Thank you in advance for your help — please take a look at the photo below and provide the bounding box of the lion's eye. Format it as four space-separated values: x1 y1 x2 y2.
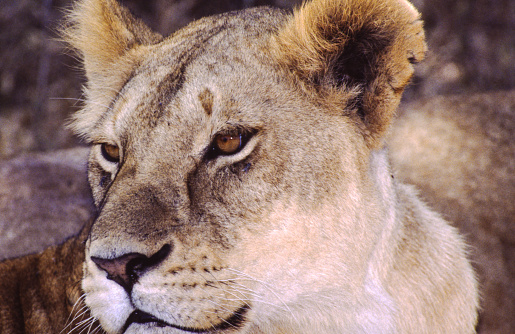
207 129 255 160
100 143 120 163
215 134 242 154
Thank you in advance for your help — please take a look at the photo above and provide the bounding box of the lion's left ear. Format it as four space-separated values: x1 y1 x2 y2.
272 0 426 148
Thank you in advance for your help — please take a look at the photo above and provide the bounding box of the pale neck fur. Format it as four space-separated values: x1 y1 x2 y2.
357 148 400 333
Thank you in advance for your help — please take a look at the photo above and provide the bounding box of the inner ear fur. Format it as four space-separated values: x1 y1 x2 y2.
63 0 162 81
62 0 163 139
273 0 427 148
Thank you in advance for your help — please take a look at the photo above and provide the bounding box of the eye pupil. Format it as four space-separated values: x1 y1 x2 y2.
101 143 120 163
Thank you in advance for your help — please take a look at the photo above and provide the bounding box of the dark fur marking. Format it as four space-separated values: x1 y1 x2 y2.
145 25 227 128
335 26 393 121
332 27 392 87
198 88 214 115
307 20 394 122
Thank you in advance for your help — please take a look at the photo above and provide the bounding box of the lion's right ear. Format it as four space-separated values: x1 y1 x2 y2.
63 0 162 84
62 0 162 138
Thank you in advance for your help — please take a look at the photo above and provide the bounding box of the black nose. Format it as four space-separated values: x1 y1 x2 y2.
91 244 172 292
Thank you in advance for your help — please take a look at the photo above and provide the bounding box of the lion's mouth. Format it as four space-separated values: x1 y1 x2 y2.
122 305 249 333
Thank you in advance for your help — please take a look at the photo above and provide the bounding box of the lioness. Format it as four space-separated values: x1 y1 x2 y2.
0 0 478 333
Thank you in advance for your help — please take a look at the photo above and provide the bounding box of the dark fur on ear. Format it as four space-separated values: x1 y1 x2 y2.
273 0 426 148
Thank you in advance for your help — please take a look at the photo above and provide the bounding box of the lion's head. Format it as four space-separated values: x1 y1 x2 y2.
64 0 431 332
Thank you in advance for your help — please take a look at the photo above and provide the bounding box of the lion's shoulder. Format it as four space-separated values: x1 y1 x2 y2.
0 227 88 333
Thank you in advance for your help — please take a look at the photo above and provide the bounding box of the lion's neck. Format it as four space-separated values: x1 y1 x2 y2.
357 149 401 333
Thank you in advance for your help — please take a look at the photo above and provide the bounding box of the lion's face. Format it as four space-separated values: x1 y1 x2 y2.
68 0 426 332
83 11 373 333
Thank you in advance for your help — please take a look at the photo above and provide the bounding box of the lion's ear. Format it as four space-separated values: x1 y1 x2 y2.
63 0 162 82
62 0 162 138
273 0 426 148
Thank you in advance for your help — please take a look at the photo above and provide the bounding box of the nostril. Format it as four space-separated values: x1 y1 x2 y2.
91 243 172 292
91 253 146 291
128 243 172 276
147 243 172 267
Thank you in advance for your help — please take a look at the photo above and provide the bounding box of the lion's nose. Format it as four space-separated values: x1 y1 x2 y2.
91 243 172 292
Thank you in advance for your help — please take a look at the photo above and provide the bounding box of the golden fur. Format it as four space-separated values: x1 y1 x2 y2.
0 0 478 333
0 221 91 333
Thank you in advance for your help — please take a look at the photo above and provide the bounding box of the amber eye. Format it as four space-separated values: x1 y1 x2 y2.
100 143 120 163
207 129 255 160
215 134 242 155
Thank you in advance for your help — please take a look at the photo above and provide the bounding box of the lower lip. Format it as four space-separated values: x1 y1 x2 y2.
123 304 249 333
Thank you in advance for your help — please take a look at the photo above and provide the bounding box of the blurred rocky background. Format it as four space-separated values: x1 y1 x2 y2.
0 0 513 333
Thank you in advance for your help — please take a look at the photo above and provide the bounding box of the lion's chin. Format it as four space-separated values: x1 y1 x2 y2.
121 306 250 334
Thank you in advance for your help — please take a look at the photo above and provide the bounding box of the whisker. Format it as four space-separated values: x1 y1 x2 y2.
219 284 288 312
90 322 104 334
199 270 291 316
225 268 296 320
61 294 89 334
200 269 234 303
61 295 83 331
49 97 114 111
68 319 90 334
83 316 96 334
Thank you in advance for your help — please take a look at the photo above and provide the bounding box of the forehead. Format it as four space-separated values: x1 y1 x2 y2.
107 8 287 146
